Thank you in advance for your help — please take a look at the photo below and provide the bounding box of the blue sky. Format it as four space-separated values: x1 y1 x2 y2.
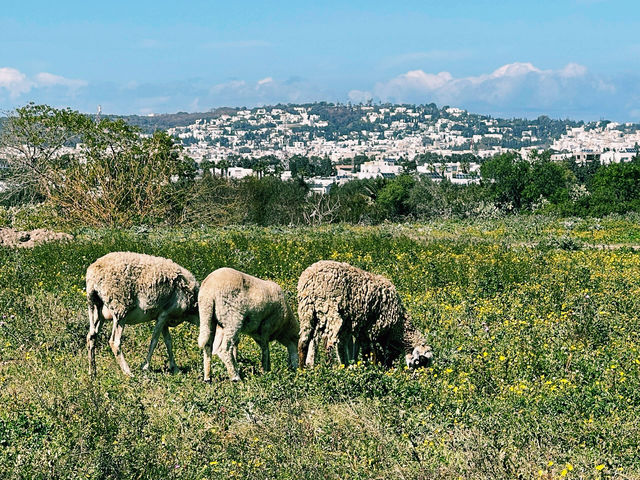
1 0 639 120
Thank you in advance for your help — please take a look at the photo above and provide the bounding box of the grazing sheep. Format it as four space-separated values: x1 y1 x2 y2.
197 267 299 382
86 252 199 376
297 260 433 369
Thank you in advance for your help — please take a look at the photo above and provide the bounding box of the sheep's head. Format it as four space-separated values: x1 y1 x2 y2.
405 344 433 369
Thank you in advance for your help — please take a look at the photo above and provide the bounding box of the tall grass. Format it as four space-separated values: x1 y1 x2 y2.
1 221 639 479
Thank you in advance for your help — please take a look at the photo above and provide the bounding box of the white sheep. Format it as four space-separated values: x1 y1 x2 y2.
197 267 299 381
86 251 199 376
297 260 433 369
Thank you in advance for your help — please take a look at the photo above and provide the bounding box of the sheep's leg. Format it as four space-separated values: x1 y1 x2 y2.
109 319 132 377
218 330 242 381
305 336 317 366
87 304 103 376
284 339 299 370
231 342 238 364
336 336 351 365
352 338 361 363
202 336 214 382
211 324 224 354
256 337 271 372
142 312 169 372
161 325 179 374
325 311 348 365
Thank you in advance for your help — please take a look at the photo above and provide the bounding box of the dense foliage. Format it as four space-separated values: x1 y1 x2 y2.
1 218 639 479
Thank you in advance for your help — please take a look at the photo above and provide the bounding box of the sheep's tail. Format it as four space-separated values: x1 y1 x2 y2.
86 289 103 329
197 296 216 350
86 289 103 376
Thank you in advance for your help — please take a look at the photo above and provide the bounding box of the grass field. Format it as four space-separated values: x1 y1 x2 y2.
1 217 639 479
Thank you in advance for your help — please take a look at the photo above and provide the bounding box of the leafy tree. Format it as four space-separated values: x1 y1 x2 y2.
400 156 417 172
239 176 308 225
0 103 90 203
316 156 335 177
588 159 640 215
289 155 312 178
521 150 574 208
480 152 529 210
376 174 416 219
1 104 196 226
566 157 601 184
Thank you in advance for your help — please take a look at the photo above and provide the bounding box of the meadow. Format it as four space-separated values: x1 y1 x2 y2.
1 216 639 479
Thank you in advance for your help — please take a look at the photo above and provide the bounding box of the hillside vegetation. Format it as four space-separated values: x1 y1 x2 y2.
1 218 639 479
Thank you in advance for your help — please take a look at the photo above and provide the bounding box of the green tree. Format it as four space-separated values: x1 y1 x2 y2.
1 104 196 226
316 156 335 177
0 103 90 203
376 175 416 219
400 156 417 172
289 155 313 178
521 150 574 209
481 152 530 210
589 159 640 215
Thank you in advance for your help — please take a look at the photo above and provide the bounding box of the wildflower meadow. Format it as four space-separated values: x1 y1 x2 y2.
0 217 639 479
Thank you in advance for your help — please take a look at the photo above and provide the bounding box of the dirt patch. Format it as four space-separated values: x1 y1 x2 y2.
0 228 73 248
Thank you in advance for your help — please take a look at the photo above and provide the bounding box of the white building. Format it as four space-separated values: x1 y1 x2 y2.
600 150 637 164
307 177 336 194
357 160 402 179
224 167 254 179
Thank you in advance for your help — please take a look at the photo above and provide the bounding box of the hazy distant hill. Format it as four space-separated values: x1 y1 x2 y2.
110 107 240 133
114 102 587 146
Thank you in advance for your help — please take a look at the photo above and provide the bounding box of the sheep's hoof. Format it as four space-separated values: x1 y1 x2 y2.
203 377 212 384
169 366 180 375
141 362 150 371
231 375 241 382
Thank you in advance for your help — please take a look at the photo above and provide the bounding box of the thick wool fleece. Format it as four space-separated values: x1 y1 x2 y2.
297 260 426 367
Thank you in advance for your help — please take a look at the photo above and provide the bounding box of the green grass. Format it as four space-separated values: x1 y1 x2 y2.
1 218 639 479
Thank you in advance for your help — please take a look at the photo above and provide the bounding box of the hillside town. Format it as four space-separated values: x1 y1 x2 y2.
164 103 640 192
2 103 639 195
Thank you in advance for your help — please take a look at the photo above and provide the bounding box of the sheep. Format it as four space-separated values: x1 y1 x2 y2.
197 267 299 382
85 251 199 376
297 260 433 369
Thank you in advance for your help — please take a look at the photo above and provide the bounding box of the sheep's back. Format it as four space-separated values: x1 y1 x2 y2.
297 261 386 323
86 252 198 316
198 267 285 314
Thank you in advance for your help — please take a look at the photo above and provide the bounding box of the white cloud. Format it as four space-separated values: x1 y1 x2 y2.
210 80 247 95
257 77 273 86
34 72 88 90
0 67 32 97
366 62 619 116
559 62 587 78
488 62 541 79
0 67 87 98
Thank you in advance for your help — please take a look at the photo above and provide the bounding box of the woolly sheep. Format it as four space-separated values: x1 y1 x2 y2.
86 252 199 376
197 267 299 382
297 260 433 369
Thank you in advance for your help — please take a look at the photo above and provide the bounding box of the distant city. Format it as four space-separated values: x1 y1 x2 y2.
130 103 636 193
14 102 640 195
